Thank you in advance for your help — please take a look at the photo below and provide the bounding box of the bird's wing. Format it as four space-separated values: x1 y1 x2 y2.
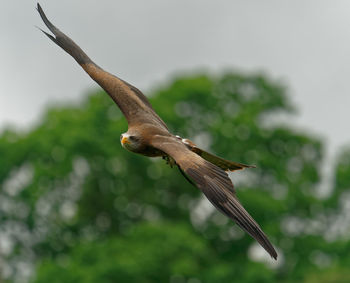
37 4 168 129
151 136 277 259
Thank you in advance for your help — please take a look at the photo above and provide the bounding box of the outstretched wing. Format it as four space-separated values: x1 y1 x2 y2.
37 3 168 129
151 136 277 259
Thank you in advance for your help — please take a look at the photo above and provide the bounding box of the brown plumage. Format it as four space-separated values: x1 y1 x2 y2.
37 3 277 259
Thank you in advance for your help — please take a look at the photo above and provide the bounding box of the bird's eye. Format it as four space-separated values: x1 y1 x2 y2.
129 136 136 141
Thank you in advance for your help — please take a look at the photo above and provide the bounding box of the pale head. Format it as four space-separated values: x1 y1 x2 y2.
120 132 142 152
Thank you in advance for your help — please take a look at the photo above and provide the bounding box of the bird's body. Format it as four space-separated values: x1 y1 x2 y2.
121 125 169 157
37 3 277 260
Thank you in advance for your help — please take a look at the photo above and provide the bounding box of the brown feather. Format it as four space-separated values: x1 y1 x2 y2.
37 3 168 130
151 136 277 259
192 147 255 171
38 3 276 259
182 138 255 171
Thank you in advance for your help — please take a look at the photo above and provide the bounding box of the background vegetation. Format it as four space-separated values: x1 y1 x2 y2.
0 72 349 282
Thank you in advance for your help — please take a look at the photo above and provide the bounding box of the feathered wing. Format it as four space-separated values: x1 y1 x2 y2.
151 136 277 259
37 3 168 129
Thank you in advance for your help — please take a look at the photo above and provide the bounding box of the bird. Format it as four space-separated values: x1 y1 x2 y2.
37 3 277 260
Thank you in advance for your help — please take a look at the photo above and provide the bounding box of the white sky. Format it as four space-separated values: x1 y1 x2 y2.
1 1 349 158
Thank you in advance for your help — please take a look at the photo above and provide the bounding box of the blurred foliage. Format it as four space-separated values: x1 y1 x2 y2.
0 72 350 282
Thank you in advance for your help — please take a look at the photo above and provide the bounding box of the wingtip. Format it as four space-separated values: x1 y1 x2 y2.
262 236 278 260
36 2 59 35
36 3 92 65
35 25 57 44
36 3 43 15
265 241 278 260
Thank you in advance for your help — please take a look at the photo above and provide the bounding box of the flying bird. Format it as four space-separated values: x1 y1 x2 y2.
37 3 277 259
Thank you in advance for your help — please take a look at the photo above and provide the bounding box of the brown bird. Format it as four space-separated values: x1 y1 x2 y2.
37 3 277 259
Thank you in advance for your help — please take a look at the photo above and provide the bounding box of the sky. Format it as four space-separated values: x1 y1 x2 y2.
1 1 350 161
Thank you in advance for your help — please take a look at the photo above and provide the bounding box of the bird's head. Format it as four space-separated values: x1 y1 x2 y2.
120 132 142 152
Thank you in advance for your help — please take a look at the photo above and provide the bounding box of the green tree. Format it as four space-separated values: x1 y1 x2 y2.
0 72 349 282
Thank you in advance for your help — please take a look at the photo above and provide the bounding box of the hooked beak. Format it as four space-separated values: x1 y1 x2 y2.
121 136 130 145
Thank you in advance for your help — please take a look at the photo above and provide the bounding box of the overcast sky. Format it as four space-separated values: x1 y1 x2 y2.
1 1 349 159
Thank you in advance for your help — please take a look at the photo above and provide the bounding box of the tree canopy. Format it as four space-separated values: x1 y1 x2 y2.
0 72 349 282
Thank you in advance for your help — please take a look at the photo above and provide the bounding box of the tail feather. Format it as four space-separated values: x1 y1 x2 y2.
191 146 256 172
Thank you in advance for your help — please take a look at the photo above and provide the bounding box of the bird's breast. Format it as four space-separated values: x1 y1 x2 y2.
138 145 165 157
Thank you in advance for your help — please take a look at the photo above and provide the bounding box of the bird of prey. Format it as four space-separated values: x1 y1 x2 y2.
37 3 277 259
